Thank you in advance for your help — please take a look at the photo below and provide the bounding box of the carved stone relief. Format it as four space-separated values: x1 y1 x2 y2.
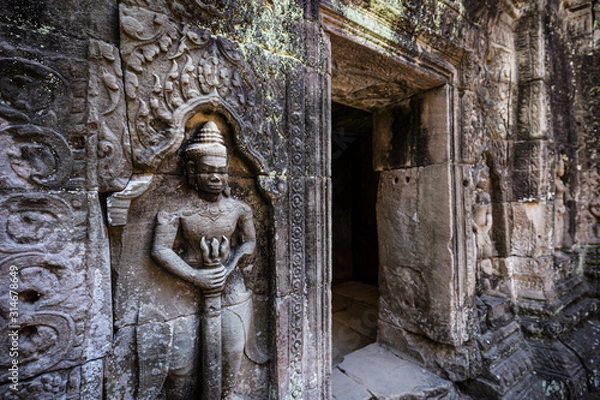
106 119 272 399
0 21 112 398
88 39 132 192
114 4 287 194
0 359 104 400
104 3 325 398
0 192 111 390
147 121 259 399
107 5 288 226
0 25 92 191
553 155 571 252
473 164 495 262
5 0 600 398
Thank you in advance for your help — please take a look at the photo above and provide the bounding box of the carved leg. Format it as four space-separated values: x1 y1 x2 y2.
221 305 247 399
137 322 172 400
166 316 199 400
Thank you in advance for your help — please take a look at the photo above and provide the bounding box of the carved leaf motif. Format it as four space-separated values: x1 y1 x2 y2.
125 71 139 100
165 60 183 109
102 72 120 91
121 15 146 40
120 6 176 73
181 55 199 100
119 6 280 175
101 71 121 116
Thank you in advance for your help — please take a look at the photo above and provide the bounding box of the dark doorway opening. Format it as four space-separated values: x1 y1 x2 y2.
332 102 379 286
331 102 380 366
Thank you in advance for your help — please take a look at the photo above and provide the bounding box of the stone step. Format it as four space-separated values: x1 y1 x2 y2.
332 343 463 400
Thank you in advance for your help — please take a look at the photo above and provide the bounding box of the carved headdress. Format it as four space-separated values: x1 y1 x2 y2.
184 121 228 160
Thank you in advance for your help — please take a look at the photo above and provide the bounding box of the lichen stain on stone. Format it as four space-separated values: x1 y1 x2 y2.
542 379 568 399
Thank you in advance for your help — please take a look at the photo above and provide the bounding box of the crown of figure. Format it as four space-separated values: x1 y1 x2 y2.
184 121 227 158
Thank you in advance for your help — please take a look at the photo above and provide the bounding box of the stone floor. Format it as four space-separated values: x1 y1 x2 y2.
332 281 379 366
332 343 463 400
332 282 462 399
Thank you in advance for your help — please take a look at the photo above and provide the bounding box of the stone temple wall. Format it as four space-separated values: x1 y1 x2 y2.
0 0 598 399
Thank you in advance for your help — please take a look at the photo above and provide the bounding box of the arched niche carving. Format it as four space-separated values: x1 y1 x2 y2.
107 96 285 226
106 109 273 399
110 9 287 226
170 96 268 176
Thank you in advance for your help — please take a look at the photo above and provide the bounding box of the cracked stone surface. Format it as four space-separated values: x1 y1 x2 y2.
332 343 463 400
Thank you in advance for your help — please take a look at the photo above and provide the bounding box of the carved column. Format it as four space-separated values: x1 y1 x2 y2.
510 3 600 398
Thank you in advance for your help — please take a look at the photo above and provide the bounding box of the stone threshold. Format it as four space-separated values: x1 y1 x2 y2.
332 343 464 400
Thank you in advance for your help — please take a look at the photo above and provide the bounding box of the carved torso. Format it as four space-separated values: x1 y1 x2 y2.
176 197 251 268
155 195 253 307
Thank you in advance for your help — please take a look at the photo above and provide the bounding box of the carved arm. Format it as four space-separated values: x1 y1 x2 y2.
224 209 256 276
151 211 226 291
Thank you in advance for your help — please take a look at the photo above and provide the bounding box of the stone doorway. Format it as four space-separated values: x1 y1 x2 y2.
325 8 468 386
331 102 379 366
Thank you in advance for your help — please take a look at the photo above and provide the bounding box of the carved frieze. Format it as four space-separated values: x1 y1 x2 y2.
517 80 549 140
0 193 78 253
0 59 75 189
0 193 111 384
88 40 132 192
561 1 594 53
460 90 483 164
119 5 284 176
486 46 514 141
0 27 90 190
0 58 71 129
285 63 307 399
511 139 551 201
0 359 104 400
516 14 546 83
0 124 73 190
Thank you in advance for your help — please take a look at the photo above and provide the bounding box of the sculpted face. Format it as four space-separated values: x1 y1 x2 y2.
189 155 228 195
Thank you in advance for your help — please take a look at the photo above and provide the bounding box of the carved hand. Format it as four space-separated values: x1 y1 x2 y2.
192 265 227 293
195 236 232 292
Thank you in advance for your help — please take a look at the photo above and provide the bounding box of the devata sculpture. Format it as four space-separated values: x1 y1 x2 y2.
151 121 256 399
473 164 493 261
554 155 568 252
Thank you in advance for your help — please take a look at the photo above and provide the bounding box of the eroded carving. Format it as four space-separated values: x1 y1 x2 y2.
473 163 494 262
554 155 570 252
149 122 258 399
89 39 132 192
0 58 70 129
0 253 84 381
167 0 253 33
0 125 73 189
0 194 74 253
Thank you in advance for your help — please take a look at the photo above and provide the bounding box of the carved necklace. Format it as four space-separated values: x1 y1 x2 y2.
195 200 236 222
